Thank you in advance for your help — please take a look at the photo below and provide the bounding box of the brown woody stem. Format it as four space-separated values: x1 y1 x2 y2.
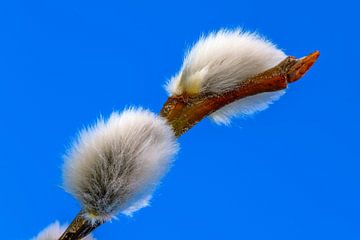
160 51 319 136
58 210 103 240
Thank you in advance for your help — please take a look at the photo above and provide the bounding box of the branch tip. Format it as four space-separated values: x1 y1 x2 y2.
287 50 320 83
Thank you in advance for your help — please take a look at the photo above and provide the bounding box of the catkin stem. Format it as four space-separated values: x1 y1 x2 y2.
58 210 102 240
161 51 319 136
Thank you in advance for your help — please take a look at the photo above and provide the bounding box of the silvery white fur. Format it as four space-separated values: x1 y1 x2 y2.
32 221 95 240
166 29 287 124
63 108 179 222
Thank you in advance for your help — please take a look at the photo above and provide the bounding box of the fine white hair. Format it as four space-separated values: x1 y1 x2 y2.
31 221 95 240
63 108 179 222
166 29 287 124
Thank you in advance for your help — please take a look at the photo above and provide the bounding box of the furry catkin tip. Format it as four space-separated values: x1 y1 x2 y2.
63 108 179 222
31 221 95 240
166 29 288 124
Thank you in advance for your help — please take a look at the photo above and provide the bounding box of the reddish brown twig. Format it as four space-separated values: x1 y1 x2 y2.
160 51 320 136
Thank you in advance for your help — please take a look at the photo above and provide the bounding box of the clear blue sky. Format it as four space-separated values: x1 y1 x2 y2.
1 0 359 239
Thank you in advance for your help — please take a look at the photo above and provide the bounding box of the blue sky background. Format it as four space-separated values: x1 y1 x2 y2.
1 0 359 239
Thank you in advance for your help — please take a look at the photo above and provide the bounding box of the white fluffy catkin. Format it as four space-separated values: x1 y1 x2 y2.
166 29 287 124
31 221 95 240
63 108 179 222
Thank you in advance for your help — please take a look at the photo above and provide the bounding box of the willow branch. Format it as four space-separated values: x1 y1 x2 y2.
57 51 319 240
58 210 102 240
160 51 320 136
